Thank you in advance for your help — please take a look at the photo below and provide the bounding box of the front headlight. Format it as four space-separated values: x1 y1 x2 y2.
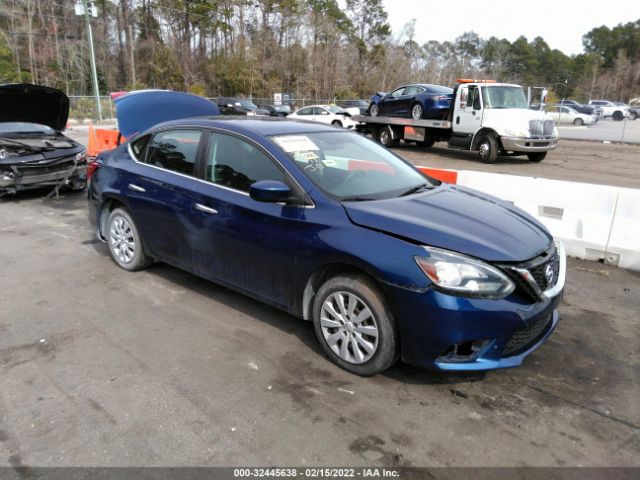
415 246 515 298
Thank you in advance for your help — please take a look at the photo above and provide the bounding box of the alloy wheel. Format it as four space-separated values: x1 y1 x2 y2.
320 291 379 364
109 215 136 264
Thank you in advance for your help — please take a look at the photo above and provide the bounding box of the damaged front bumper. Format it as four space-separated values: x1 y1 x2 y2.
0 155 87 193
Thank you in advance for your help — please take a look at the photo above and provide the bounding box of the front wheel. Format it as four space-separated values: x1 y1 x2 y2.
573 118 584 126
107 208 153 271
527 152 547 162
477 134 498 163
630 112 638 121
369 104 379 117
312 274 398 376
331 120 343 127
411 103 423 120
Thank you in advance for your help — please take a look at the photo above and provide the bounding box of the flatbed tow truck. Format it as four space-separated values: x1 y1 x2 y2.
354 80 558 163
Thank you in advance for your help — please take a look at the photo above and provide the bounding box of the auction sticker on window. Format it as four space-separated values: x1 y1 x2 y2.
273 135 319 152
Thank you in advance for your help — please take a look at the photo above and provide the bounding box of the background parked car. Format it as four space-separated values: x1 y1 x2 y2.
546 105 597 125
337 99 370 115
0 83 87 195
259 104 291 117
288 105 360 129
588 100 629 121
557 99 599 116
214 97 269 116
628 99 639 120
368 84 453 120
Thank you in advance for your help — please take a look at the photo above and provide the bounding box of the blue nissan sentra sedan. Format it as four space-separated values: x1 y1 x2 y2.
88 92 565 376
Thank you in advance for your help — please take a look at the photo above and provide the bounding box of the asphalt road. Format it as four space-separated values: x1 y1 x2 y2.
0 190 639 467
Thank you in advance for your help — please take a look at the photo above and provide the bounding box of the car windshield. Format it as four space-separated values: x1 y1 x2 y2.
271 131 437 201
0 122 55 134
238 99 258 109
481 86 528 109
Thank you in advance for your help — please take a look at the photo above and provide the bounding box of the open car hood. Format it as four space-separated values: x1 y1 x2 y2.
114 90 220 138
0 83 69 131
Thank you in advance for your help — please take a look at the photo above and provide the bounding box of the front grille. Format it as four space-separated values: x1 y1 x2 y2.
14 156 78 177
529 119 555 137
503 314 553 356
499 245 559 302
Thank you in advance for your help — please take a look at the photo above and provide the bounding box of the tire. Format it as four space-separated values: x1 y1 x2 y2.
573 118 584 126
377 126 399 148
527 152 547 162
613 111 623 121
331 120 343 127
369 104 379 117
630 112 637 121
312 274 398 376
411 103 423 120
67 174 87 191
419 138 435 148
477 134 498 163
106 207 153 271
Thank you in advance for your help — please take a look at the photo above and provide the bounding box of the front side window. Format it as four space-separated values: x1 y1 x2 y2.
272 131 437 201
144 129 202 175
390 87 405 98
206 132 286 193
297 107 313 116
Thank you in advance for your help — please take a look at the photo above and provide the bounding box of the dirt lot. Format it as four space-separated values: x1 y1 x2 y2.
0 189 639 468
396 139 640 189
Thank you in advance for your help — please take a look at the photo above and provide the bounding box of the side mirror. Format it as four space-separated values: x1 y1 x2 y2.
249 180 291 203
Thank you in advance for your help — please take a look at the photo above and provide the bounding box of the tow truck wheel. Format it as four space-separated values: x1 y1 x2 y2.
419 138 435 148
477 134 498 163
377 126 399 148
527 152 547 162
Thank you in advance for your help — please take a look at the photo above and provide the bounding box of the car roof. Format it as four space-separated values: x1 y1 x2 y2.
147 117 338 136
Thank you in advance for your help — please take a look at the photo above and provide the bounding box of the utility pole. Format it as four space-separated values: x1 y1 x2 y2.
80 0 102 121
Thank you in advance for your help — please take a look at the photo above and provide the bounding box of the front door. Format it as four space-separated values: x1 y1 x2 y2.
188 131 305 309
455 85 484 135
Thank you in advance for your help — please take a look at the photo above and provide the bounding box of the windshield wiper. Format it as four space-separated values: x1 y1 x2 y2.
399 183 433 197
340 196 376 202
0 137 52 153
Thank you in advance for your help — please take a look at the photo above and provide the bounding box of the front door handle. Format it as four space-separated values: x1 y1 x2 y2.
128 183 146 192
195 203 218 215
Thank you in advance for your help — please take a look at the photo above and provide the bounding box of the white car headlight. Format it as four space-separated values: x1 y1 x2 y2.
415 246 515 298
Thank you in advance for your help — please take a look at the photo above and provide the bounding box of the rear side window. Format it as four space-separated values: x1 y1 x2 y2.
206 132 286 193
144 129 202 176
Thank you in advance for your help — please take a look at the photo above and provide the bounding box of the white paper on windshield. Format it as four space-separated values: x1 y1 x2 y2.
273 135 319 152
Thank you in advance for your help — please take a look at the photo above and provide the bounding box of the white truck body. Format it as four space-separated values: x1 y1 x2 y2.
355 82 558 162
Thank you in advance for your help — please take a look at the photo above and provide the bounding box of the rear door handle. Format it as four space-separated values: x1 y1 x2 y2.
128 183 146 192
195 203 218 215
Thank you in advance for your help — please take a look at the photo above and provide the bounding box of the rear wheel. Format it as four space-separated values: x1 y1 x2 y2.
613 111 623 121
331 120 343 127
377 126 400 148
527 152 547 162
630 112 638 121
411 103 423 120
573 118 584 126
312 274 398 376
369 104 379 117
106 208 153 271
477 134 498 163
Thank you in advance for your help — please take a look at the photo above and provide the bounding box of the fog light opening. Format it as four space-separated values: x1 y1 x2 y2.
437 339 490 363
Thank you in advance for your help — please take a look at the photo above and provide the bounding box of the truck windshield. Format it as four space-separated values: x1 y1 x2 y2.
482 86 528 109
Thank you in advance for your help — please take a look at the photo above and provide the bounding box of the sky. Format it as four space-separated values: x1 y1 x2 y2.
382 0 640 56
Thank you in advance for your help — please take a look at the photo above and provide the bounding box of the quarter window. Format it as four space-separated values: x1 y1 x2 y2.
144 129 202 175
206 133 286 193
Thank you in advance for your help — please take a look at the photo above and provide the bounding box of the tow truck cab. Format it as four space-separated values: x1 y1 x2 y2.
448 80 558 162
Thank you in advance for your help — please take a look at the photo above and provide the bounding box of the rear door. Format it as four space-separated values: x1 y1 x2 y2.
122 128 204 268
188 130 306 308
